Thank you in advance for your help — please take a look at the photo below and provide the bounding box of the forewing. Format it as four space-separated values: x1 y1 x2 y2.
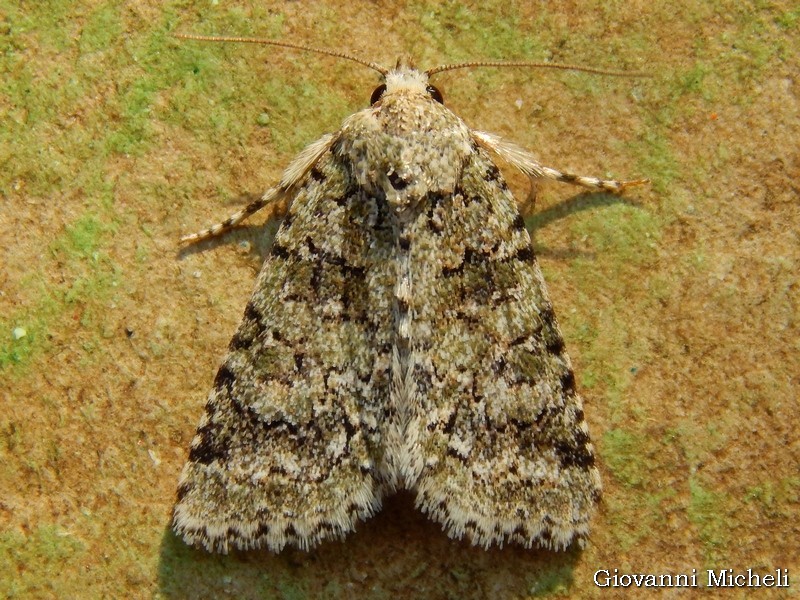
173 149 395 552
407 143 601 550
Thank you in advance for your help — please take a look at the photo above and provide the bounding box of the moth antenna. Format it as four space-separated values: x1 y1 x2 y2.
426 60 649 78
173 33 389 75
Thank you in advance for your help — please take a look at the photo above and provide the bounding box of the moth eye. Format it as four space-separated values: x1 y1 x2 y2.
427 85 443 104
370 84 387 105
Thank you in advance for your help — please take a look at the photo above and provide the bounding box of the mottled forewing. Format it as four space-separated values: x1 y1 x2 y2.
173 148 395 552
408 144 601 550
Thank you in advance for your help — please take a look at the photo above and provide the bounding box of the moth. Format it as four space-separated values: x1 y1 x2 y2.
172 34 647 553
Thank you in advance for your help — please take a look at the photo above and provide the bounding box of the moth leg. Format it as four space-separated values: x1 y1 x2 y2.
472 130 649 193
180 187 286 243
180 133 336 244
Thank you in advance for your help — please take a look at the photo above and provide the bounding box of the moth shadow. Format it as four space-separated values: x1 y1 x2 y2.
527 191 645 260
156 492 583 599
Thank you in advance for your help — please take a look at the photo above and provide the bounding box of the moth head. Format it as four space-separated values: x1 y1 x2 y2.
371 58 444 106
369 82 443 106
